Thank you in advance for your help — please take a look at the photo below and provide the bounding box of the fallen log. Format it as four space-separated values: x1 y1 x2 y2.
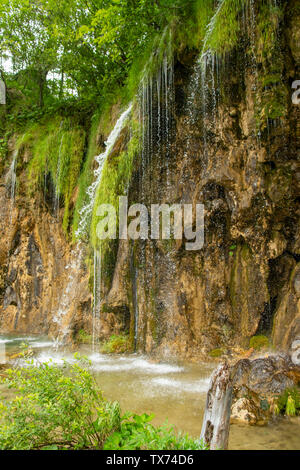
200 362 233 450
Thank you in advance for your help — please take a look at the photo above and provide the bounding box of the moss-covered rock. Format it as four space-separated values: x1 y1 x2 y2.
249 335 270 351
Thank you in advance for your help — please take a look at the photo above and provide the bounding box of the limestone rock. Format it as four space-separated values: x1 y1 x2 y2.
231 398 262 426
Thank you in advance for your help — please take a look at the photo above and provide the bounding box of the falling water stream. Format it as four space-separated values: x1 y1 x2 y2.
52 243 84 345
75 104 133 348
76 104 133 239
92 247 101 351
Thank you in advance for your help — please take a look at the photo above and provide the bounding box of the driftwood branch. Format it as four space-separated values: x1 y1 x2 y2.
200 362 233 450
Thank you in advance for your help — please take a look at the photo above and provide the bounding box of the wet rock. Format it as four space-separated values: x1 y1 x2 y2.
0 3 299 359
272 263 300 349
232 355 296 396
231 397 266 426
3 286 18 308
294 270 300 296
229 355 300 425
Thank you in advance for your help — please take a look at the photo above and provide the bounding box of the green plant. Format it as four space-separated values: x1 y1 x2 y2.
76 329 92 344
103 412 207 451
201 0 248 56
72 110 102 240
100 334 130 354
17 116 86 235
276 387 300 417
229 244 236 257
0 356 120 450
90 116 140 248
249 335 269 351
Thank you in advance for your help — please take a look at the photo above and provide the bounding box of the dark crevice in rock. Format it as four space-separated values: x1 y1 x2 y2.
257 252 297 335
257 297 278 335
9 229 20 256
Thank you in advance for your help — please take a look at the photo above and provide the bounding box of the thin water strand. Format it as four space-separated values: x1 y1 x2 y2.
76 104 133 238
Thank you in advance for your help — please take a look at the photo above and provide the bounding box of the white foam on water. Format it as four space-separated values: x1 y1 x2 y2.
29 341 56 348
91 357 184 374
88 353 114 363
0 339 14 344
151 377 211 394
0 336 37 344
16 351 75 367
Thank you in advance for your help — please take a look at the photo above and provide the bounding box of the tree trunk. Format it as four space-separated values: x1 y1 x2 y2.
0 68 7 105
59 71 64 100
200 362 233 450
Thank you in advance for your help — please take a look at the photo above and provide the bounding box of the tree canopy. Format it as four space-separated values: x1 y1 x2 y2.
0 0 205 110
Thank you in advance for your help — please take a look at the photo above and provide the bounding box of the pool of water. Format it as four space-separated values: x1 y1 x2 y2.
0 334 299 450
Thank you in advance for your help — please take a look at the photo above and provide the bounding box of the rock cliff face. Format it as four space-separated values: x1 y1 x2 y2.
0 1 299 359
100 1 300 358
0 177 91 342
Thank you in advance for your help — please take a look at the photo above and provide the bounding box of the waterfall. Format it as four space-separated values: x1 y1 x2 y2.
77 104 132 348
6 149 18 223
53 243 84 345
138 50 174 198
76 103 133 239
92 247 101 351
136 46 175 349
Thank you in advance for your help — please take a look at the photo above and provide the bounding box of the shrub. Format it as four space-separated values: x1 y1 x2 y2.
75 329 92 344
0 356 120 450
276 387 300 417
100 334 130 354
104 412 207 450
249 335 269 351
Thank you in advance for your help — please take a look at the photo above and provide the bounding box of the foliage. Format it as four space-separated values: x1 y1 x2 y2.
249 335 270 351
90 115 140 247
100 334 130 354
104 412 207 450
200 0 247 56
86 113 140 288
0 357 121 450
1 0 211 107
75 329 92 345
255 2 287 129
276 387 300 417
19 116 85 234
0 358 207 450
72 110 102 241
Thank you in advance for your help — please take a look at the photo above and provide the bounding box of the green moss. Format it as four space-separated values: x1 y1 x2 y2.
255 2 286 130
249 335 269 351
87 114 140 288
72 112 102 240
19 116 85 236
100 334 130 354
90 117 140 249
208 348 224 358
201 0 248 56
